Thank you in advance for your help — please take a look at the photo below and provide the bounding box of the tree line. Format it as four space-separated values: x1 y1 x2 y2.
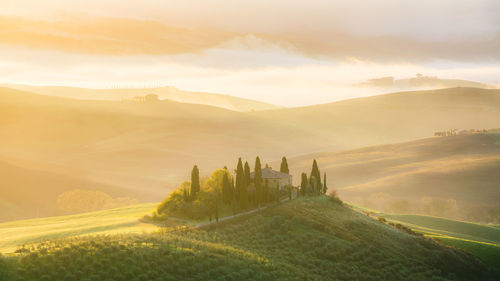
155 156 327 221
298 159 328 196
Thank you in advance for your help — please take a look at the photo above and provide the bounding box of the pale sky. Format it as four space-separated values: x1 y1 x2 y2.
0 0 499 106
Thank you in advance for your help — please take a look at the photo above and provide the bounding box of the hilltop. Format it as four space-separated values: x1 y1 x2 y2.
1 197 498 281
285 132 500 222
255 87 500 150
1 87 500 221
0 84 280 112
356 75 495 90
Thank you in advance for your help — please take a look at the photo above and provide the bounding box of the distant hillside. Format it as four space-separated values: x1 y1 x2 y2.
0 88 312 221
356 74 495 90
0 84 281 112
1 197 498 281
0 158 137 221
255 87 500 150
285 133 500 222
1 87 500 221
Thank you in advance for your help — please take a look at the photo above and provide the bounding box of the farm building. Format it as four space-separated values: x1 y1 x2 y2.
250 167 292 188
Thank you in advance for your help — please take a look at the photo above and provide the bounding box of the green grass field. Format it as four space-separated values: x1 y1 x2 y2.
0 203 159 254
1 196 498 281
382 214 500 270
347 204 500 270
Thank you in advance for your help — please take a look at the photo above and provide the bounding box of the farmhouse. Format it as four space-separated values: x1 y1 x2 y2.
250 167 292 188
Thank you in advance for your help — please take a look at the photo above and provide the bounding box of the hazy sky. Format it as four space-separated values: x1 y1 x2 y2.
0 0 499 106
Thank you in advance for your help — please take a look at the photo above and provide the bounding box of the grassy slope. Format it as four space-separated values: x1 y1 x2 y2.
385 214 500 270
0 84 281 112
1 197 498 281
284 133 500 212
0 203 158 254
383 214 500 244
350 204 500 270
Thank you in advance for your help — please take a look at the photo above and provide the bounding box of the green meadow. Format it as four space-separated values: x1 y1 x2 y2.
0 203 159 254
1 196 498 281
382 214 500 270
348 204 500 270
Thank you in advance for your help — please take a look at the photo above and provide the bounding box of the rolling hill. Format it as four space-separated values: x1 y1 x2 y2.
0 157 138 222
1 87 500 222
285 132 500 222
1 197 498 281
349 204 500 270
255 87 500 150
0 84 280 112
356 75 496 90
0 87 318 221
0 203 158 254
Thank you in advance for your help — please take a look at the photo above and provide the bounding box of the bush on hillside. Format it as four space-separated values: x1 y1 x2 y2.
157 169 229 220
328 189 343 205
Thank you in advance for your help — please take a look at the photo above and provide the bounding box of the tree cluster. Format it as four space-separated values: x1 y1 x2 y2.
299 159 328 196
157 156 293 221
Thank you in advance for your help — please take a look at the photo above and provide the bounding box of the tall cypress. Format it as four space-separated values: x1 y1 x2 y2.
310 160 321 194
235 158 245 210
254 157 262 207
244 162 251 186
244 161 251 207
300 173 308 196
323 173 328 194
190 165 200 200
280 157 289 174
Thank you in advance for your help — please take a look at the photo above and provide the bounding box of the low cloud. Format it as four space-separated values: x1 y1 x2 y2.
1 14 499 63
0 15 236 55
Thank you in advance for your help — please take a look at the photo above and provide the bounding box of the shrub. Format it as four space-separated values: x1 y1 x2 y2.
328 190 343 205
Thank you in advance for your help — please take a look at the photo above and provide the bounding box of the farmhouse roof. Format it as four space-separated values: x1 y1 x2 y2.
250 167 291 179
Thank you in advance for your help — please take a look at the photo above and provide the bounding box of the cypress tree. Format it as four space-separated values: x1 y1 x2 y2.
190 165 200 200
244 161 251 207
300 173 308 196
280 157 289 174
235 158 246 210
309 176 317 195
323 173 328 194
310 160 321 195
254 157 262 206
244 162 251 186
